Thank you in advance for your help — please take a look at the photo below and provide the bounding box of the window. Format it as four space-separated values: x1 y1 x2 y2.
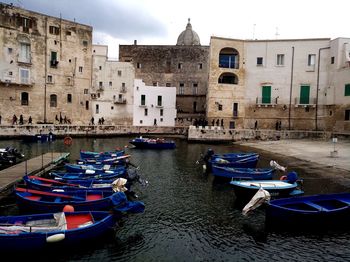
99 66 102 70
96 104 99 114
50 94 57 107
257 57 263 66
20 68 29 84
85 101 89 110
137 63 141 69
111 106 114 110
308 54 316 66
19 43 31 63
218 104 223 111
218 73 238 84
82 40 88 47
47 75 53 83
118 94 122 100
153 82 157 86
179 83 184 94
50 51 58 67
22 17 31 32
141 94 146 105
262 86 271 104
66 31 71 36
219 48 239 69
157 96 162 106
79 66 83 73
84 89 89 94
67 94 72 103
300 85 310 104
233 103 238 117
109 81 112 87
178 63 182 69
277 54 285 66
97 93 100 98
9 71 12 76
49 26 60 35
160 109 163 116
140 120 143 124
166 83 171 87
122 83 126 88
144 108 148 116
198 63 203 69
331 57 335 64
118 70 122 76
21 92 29 106
99 82 103 88
160 118 163 122
8 47 13 54
193 83 198 95
345 84 350 96
345 110 350 121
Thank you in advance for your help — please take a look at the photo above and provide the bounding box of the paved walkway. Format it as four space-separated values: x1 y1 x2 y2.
239 139 350 172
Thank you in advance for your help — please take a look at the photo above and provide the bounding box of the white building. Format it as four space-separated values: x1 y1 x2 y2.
133 79 176 126
91 45 134 125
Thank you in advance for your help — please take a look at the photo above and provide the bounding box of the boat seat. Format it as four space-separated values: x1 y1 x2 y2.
25 195 41 201
65 213 93 230
86 194 102 201
304 201 329 211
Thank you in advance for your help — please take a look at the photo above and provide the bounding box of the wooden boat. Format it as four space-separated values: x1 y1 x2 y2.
0 211 117 252
230 180 303 201
15 187 145 213
80 150 124 159
64 163 126 174
266 192 350 230
211 165 274 180
129 137 176 149
50 171 125 181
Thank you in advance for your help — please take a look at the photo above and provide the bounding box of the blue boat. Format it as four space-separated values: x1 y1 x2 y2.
266 192 350 230
15 187 145 213
64 163 126 174
209 155 259 169
21 132 55 142
211 165 274 180
80 150 124 159
50 171 125 181
212 152 259 161
0 211 117 252
230 172 303 200
129 137 176 149
76 154 130 165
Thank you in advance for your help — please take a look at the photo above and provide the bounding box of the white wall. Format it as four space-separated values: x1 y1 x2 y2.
133 79 176 126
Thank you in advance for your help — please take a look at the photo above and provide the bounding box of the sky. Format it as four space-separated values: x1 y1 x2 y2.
3 0 349 58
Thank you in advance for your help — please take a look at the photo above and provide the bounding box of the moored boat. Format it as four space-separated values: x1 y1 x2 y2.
212 165 274 180
129 137 176 149
0 211 117 252
80 150 124 159
64 163 126 174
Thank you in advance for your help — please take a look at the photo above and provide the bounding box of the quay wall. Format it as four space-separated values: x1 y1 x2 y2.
0 124 349 141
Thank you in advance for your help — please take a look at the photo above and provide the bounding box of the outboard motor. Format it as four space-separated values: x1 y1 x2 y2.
286 171 298 184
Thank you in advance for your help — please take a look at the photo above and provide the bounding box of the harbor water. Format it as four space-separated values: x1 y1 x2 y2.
1 137 350 261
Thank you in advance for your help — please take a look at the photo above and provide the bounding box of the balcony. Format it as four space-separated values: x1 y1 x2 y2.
17 54 32 65
0 78 33 87
114 98 126 104
91 93 97 99
120 86 127 93
50 60 59 68
97 85 104 91
256 97 278 107
294 97 316 107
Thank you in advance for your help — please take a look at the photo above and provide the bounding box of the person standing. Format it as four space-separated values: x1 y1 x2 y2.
91 117 94 125
12 114 17 125
0 114 2 125
19 114 24 125
28 116 32 124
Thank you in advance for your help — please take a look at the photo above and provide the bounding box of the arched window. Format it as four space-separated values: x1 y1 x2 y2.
218 73 238 84
50 94 57 107
21 92 29 106
219 48 239 69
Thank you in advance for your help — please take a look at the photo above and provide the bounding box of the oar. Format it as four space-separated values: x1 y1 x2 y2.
16 187 85 201
28 176 80 187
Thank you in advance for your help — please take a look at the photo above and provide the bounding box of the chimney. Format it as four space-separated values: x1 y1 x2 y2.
134 40 137 45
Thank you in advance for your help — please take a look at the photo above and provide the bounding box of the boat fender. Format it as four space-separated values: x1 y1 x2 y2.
85 169 95 175
46 233 65 243
63 205 75 212
280 175 287 181
64 136 73 146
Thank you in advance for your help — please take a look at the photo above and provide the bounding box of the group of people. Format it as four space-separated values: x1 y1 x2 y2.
12 114 32 125
90 117 105 125
55 113 71 124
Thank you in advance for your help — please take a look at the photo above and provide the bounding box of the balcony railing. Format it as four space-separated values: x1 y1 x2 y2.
120 87 127 93
91 93 97 99
50 60 59 68
17 54 32 64
256 97 278 106
294 97 316 107
97 85 104 91
114 98 127 104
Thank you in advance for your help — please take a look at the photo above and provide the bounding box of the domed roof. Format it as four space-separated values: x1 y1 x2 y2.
176 18 201 46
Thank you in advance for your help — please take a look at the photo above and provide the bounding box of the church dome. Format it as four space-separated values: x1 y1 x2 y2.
176 19 201 46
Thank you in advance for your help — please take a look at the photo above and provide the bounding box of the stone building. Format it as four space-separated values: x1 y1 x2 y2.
0 3 92 125
91 45 134 125
133 79 176 126
207 36 350 132
119 19 209 126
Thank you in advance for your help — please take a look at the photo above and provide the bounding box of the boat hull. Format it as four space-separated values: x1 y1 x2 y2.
129 138 176 149
212 165 273 180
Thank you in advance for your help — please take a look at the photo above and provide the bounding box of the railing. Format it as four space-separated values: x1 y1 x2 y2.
294 97 316 106
114 98 126 104
97 85 104 91
50 60 59 68
17 54 31 64
120 87 127 93
256 97 278 105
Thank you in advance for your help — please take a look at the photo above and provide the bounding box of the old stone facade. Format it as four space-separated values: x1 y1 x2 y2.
119 20 209 126
207 36 350 132
0 3 92 125
91 45 134 125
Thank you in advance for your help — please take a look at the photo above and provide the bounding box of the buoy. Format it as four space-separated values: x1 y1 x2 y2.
63 136 73 146
63 205 74 212
46 233 65 243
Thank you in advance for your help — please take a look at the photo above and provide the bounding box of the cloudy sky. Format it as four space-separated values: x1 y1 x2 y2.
3 0 349 58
